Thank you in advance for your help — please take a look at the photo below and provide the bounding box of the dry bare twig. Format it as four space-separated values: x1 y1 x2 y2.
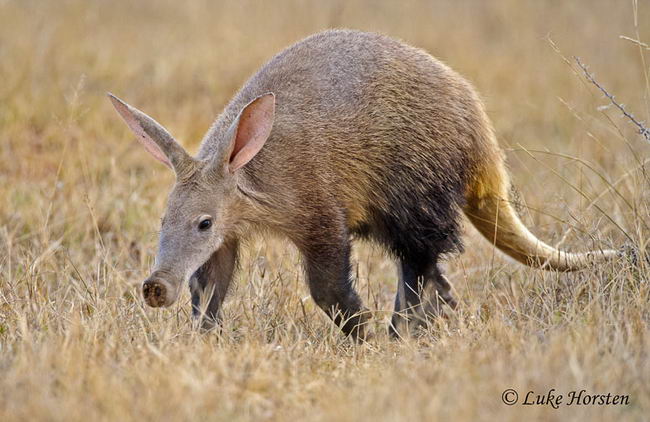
575 56 650 142
620 35 650 50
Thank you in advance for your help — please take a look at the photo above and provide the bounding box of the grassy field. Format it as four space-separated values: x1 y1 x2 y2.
1 0 650 420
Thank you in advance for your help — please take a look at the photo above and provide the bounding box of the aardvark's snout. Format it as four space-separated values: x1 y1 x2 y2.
142 272 180 308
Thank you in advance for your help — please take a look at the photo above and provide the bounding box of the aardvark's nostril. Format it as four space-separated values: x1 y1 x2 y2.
142 279 168 308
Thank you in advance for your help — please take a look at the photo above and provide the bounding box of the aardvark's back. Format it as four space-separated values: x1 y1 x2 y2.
199 29 498 261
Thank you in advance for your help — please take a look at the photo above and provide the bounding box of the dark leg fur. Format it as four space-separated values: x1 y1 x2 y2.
190 238 239 331
296 210 369 340
389 256 456 337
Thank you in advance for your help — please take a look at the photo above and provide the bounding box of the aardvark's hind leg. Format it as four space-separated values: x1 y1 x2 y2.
390 256 457 337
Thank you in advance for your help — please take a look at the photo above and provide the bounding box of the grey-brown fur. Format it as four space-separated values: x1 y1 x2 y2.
109 29 618 338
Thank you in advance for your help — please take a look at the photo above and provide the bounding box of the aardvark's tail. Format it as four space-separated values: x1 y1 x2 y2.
463 159 618 271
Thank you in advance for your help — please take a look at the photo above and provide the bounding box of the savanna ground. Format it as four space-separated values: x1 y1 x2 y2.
1 0 650 420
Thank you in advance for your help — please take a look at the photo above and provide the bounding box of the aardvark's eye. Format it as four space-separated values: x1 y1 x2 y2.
198 218 213 231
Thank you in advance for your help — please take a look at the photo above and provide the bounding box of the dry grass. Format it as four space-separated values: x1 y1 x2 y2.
1 0 650 420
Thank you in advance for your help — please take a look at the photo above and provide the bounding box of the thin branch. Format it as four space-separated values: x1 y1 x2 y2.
620 35 650 50
574 56 650 142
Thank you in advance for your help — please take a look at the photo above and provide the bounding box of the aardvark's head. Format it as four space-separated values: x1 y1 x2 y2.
108 92 275 307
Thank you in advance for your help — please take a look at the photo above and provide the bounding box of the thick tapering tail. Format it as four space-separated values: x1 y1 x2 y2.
463 161 618 271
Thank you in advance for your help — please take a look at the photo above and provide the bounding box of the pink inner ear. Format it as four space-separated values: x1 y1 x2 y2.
229 93 275 172
109 95 173 169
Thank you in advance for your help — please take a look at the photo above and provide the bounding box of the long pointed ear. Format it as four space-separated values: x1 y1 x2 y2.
108 93 193 173
225 93 275 172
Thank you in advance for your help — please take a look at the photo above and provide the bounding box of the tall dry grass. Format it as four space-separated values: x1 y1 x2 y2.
1 0 649 420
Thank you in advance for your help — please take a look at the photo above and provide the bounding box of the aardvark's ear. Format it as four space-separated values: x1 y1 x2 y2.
107 93 192 173
225 92 275 172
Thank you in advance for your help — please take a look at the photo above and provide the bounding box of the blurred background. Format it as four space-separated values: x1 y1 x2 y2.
1 1 649 420
2 0 648 248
